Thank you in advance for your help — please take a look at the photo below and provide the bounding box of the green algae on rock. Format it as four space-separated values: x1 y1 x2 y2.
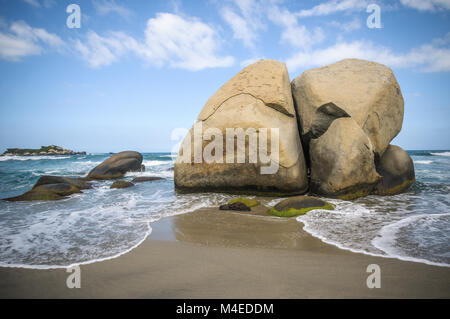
228 198 260 207
268 196 334 217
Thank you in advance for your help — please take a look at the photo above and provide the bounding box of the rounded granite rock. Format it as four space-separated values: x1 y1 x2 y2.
375 144 415 195
88 151 143 180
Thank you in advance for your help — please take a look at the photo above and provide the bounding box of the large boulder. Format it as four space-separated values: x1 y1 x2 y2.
87 151 143 180
292 58 404 156
175 59 308 195
309 118 381 199
375 144 415 195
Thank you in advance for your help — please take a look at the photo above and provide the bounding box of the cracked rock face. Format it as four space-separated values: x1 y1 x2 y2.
175 59 308 195
292 58 404 157
292 59 407 199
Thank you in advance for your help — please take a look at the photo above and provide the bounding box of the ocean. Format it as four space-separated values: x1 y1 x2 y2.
0 151 449 268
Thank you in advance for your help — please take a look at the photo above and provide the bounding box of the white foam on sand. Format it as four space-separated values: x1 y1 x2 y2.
372 213 450 267
0 184 234 269
296 198 450 268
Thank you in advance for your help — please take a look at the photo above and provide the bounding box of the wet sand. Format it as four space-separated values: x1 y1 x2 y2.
0 206 449 298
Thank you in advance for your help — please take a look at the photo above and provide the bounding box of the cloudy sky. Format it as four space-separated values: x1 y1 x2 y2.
0 0 449 152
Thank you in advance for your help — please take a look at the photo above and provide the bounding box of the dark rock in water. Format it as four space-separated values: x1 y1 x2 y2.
4 183 81 202
110 181 134 189
219 202 251 211
375 144 415 195
33 175 92 190
131 176 163 183
167 167 174 171
3 174 89 202
87 151 143 180
140 164 146 172
268 196 334 217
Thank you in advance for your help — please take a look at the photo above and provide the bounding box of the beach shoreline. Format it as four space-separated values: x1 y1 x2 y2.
0 206 449 299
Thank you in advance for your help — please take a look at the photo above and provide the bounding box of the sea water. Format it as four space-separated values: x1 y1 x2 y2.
0 151 448 268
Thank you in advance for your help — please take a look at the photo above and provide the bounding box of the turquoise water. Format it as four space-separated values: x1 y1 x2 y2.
0 151 449 268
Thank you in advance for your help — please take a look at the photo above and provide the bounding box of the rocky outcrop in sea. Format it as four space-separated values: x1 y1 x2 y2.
1 145 86 156
174 58 415 199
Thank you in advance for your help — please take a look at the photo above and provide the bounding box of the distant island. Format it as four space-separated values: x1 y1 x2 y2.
1 145 86 156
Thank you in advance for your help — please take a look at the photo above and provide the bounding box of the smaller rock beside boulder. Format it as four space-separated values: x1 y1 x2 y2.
3 176 86 202
219 202 251 211
33 175 92 190
131 176 163 183
268 196 334 217
110 181 134 189
375 144 415 195
228 198 260 207
87 151 143 180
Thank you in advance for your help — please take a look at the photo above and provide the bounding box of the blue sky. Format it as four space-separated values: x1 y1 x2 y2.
0 0 449 153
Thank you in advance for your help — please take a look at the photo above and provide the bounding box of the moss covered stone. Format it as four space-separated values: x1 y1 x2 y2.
228 198 260 207
268 195 334 217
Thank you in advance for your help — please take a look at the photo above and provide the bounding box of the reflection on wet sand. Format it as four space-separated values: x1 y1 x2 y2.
171 205 331 251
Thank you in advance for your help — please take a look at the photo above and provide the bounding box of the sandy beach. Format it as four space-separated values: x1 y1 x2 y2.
0 206 449 299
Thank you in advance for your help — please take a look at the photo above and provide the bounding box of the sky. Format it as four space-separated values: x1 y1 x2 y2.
0 0 449 153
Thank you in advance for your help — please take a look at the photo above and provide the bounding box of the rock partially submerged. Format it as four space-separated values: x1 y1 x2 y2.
268 196 334 217
375 144 415 195
33 175 92 190
219 202 251 211
110 181 134 189
131 176 163 183
3 175 89 202
88 151 143 180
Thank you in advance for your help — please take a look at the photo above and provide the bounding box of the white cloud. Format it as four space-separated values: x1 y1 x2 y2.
268 5 325 50
93 0 133 19
0 21 65 61
297 0 369 17
330 18 362 32
23 0 40 7
286 35 450 73
220 0 265 48
400 0 450 11
75 13 234 70
22 0 56 8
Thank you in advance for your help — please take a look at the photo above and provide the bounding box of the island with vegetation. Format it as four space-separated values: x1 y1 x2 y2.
1 145 86 156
